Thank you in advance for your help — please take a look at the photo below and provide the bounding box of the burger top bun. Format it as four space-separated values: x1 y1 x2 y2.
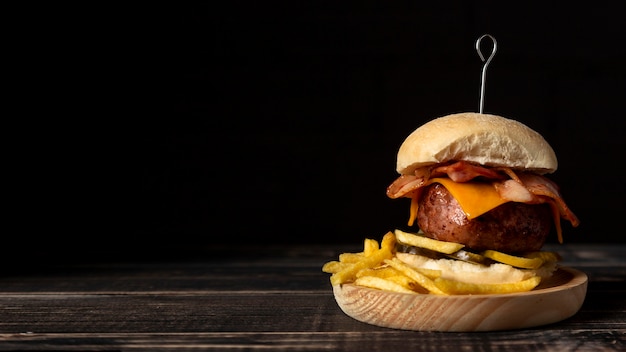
396 112 558 175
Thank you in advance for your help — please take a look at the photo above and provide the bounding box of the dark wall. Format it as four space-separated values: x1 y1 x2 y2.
11 2 626 259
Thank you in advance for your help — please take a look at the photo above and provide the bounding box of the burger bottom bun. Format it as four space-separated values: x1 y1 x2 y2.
332 266 587 332
395 252 557 285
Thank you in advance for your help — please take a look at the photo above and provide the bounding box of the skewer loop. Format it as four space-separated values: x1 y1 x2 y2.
476 34 497 114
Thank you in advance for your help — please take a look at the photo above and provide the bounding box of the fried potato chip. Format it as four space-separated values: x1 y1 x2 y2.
354 276 417 294
394 229 464 254
481 250 544 269
384 258 446 295
434 276 542 295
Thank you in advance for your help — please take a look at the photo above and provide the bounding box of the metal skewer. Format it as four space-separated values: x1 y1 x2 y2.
476 34 497 114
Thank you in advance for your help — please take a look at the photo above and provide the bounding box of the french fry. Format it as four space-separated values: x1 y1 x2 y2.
406 281 430 294
354 276 417 294
322 261 350 274
394 229 464 254
356 265 429 293
384 258 446 295
434 276 542 295
355 266 399 279
380 231 396 251
385 275 418 291
385 275 430 294
363 238 379 256
410 267 443 280
339 252 365 263
323 230 549 297
330 246 394 286
481 250 544 269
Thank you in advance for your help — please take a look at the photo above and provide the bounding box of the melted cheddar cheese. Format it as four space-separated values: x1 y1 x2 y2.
408 178 509 226
429 178 508 219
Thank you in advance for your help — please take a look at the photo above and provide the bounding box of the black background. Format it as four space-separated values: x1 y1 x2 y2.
8 2 626 261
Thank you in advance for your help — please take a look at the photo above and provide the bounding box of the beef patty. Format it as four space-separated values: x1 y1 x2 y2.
417 183 553 253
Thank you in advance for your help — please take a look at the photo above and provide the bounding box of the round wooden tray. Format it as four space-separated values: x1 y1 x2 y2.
332 266 587 332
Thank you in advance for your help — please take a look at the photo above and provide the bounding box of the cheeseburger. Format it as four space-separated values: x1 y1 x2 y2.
387 112 579 251
323 112 580 295
385 112 580 285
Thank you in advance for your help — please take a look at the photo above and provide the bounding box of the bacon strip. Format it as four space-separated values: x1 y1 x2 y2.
386 174 426 199
431 161 507 182
493 179 535 203
386 161 505 198
517 173 581 228
386 161 580 235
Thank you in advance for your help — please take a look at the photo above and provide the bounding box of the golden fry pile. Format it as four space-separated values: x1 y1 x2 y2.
322 231 553 295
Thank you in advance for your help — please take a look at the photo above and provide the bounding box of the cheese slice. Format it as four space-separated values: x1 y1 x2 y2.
428 178 509 219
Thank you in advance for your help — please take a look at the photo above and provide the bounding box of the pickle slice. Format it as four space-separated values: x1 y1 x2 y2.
481 250 544 269
522 251 563 263
394 229 464 254
396 243 446 259
447 250 494 266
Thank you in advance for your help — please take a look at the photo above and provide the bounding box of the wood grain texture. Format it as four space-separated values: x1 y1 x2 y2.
0 244 623 351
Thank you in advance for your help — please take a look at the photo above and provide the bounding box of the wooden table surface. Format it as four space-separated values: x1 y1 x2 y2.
0 243 624 351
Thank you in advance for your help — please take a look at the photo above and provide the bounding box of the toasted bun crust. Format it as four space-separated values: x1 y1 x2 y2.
396 113 557 175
